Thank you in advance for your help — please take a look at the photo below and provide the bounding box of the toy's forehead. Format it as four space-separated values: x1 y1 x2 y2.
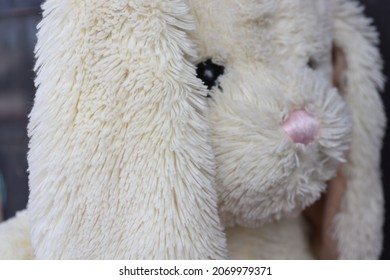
187 0 333 64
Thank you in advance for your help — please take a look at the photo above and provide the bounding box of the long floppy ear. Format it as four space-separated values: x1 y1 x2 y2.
28 0 226 259
332 0 386 259
308 0 386 259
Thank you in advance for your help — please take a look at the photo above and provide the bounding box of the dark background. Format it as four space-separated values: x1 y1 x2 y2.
360 0 390 260
0 0 389 259
0 0 41 222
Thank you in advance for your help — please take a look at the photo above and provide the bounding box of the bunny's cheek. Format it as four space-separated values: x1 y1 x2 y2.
281 110 319 145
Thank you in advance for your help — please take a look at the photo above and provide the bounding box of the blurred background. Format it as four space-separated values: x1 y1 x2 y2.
0 0 41 222
0 0 389 258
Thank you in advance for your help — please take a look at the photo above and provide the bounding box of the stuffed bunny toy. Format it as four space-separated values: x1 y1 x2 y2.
0 0 385 260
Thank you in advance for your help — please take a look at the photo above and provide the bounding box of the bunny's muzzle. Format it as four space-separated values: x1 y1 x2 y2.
209 67 352 227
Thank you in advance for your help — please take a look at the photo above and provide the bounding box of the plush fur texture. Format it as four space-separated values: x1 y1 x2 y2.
0 0 385 259
331 0 386 259
28 0 226 259
226 216 313 259
0 211 34 260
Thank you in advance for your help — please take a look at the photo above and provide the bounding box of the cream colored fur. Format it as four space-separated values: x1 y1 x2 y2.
28 0 226 259
0 211 34 259
331 0 386 259
226 216 313 259
0 0 385 259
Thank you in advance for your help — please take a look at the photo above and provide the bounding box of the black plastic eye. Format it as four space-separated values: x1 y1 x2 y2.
196 59 225 93
307 57 318 70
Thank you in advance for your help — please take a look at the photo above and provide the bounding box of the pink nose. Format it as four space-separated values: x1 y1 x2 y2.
281 110 318 145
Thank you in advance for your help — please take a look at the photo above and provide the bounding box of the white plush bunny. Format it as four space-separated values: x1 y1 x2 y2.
0 0 385 259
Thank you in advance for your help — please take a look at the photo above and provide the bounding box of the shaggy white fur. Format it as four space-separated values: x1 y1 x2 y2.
0 0 385 259
0 211 34 260
28 0 226 259
331 0 386 259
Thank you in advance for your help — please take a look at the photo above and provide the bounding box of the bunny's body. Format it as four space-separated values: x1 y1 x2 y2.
227 216 313 259
0 0 385 259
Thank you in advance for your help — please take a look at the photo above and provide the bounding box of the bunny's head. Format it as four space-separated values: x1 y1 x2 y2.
28 0 385 259
188 0 352 227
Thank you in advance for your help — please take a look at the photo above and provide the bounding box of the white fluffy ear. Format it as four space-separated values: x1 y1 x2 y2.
330 0 386 259
28 0 226 259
